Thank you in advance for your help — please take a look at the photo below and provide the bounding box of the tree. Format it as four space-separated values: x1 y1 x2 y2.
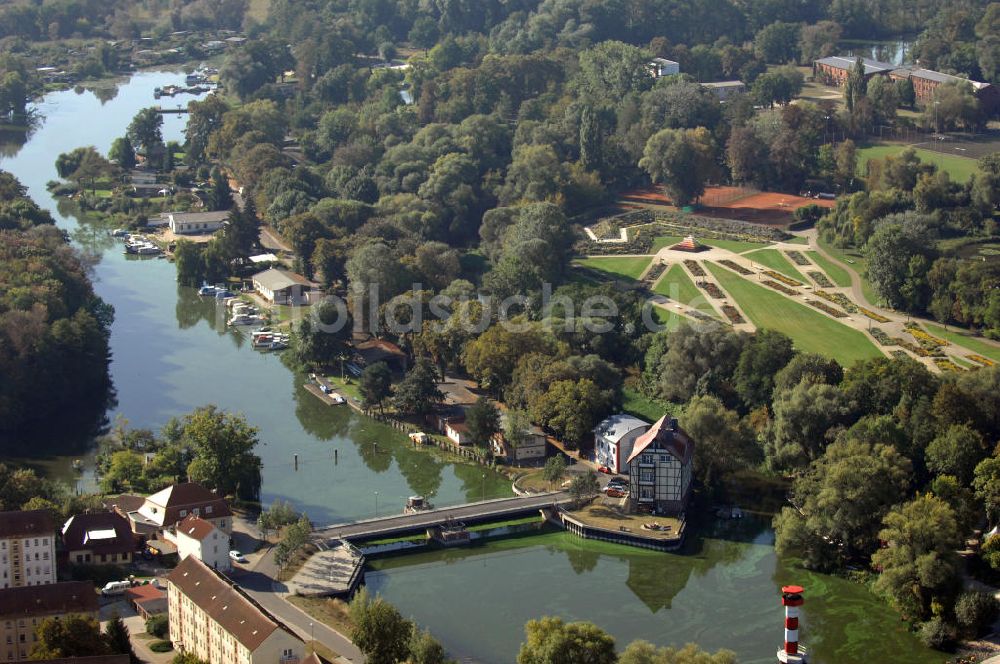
567 471 601 506
766 379 853 470
734 329 794 409
408 628 452 664
360 362 392 413
682 395 758 488
392 358 443 416
100 450 145 494
927 82 982 132
775 438 911 567
31 615 110 659
349 589 413 664
647 323 746 403
754 22 800 64
465 397 500 448
872 495 963 620
618 640 737 664
532 379 607 448
108 137 136 169
864 215 935 310
844 57 867 113
639 127 718 206
503 409 534 455
925 424 988 484
294 300 352 370
542 456 567 487
177 406 262 500
517 617 616 664
104 613 138 664
575 41 652 100
954 591 999 638
145 614 168 639
126 107 164 155
210 167 234 211
973 451 1000 527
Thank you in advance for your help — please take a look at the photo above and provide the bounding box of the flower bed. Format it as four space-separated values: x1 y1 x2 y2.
721 305 744 324
895 338 940 357
689 310 714 322
786 250 811 266
904 323 948 347
643 262 667 283
968 354 995 367
762 279 797 296
870 328 897 346
700 281 725 299
933 358 964 373
890 350 910 360
805 299 847 318
857 306 890 323
814 290 857 313
762 270 802 287
717 259 752 275
684 260 706 277
808 271 834 288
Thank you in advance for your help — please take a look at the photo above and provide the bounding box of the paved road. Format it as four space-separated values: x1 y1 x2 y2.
315 493 572 542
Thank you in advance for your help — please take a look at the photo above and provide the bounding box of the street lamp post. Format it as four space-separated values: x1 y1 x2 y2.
934 101 940 133
374 491 379 517
481 473 486 502
309 622 314 653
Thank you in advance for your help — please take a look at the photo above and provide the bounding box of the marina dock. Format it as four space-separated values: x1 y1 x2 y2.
304 375 348 406
283 540 365 598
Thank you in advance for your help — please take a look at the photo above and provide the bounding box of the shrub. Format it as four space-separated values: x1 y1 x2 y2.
146 614 169 639
954 591 999 638
149 641 173 653
918 617 956 651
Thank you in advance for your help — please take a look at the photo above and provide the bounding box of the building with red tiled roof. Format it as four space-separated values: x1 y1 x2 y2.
61 512 135 566
626 415 694 514
126 483 231 538
0 581 98 662
167 557 305 664
0 510 56 589
171 515 230 572
125 584 167 619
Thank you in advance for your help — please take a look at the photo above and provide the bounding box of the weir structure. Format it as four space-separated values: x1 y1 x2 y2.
777 585 808 663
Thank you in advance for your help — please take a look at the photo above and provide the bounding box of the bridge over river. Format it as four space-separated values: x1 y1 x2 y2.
313 492 573 543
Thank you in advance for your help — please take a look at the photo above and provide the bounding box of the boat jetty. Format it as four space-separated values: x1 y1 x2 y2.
305 373 348 406
114 230 162 256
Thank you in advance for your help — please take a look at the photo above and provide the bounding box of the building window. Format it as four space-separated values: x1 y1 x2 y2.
640 468 654 483
640 487 654 499
42 539 47 546
205 506 213 514
179 510 187 518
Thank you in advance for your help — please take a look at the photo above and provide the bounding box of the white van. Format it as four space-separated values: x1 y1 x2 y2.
101 580 131 596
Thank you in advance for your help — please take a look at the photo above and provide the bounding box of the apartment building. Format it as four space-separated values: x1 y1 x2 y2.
0 511 56 589
0 581 98 662
167 556 305 664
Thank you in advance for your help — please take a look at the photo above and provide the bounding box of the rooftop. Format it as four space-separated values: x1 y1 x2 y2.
138 482 231 527
815 56 894 75
167 556 300 651
595 414 650 444
892 67 991 90
176 514 219 542
252 267 314 292
0 509 54 539
62 512 134 554
0 581 98 618
627 415 693 465
165 210 231 223
701 80 745 89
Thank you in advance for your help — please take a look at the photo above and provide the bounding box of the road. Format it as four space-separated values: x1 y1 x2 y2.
315 493 572 542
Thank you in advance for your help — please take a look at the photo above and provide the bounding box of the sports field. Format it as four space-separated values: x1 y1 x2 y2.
707 263 883 367
575 256 651 281
619 185 836 227
653 264 718 317
743 248 807 283
806 251 852 288
856 144 980 183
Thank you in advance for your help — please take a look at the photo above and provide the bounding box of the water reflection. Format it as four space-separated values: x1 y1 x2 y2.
838 40 913 66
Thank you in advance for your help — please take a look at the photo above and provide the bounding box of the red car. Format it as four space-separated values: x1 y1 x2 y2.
597 465 612 474
605 487 626 498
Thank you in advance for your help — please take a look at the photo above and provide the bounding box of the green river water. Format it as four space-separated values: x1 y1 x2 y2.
0 72 945 664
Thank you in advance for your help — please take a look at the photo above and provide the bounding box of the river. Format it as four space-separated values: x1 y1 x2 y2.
0 72 945 664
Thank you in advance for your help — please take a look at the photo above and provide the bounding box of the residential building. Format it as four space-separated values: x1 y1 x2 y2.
889 67 999 114
594 415 650 475
626 415 694 514
124 482 232 538
0 581 98 662
164 211 229 235
61 512 135 566
491 411 547 465
813 56 894 86
167 556 306 664
251 268 316 306
172 515 230 572
125 584 167 620
352 337 407 371
0 510 56 589
648 58 680 78
443 418 470 446
700 80 746 101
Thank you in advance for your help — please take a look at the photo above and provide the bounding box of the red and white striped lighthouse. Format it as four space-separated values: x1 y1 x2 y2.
777 585 808 663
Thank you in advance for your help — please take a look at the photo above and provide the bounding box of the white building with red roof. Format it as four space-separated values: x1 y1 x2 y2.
172 515 230 572
626 415 694 514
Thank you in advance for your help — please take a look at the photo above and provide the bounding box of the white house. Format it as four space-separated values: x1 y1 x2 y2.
444 418 470 445
627 415 694 514
168 556 306 664
491 410 547 465
174 515 230 572
648 58 680 78
164 211 229 235
594 414 650 475
124 482 232 538
251 268 316 306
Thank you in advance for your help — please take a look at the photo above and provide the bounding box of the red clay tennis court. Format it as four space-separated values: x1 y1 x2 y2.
618 186 836 227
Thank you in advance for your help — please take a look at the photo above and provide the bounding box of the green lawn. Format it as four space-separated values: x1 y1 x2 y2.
622 387 667 422
653 264 718 317
816 236 879 305
743 248 808 283
707 263 883 367
575 256 651 281
650 305 694 330
786 236 809 245
925 323 1000 363
651 236 769 254
857 144 980 183
806 251 852 288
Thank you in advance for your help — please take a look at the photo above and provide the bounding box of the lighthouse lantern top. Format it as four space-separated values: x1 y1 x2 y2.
781 585 804 594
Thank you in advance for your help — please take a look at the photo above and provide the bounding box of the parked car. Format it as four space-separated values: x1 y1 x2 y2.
597 465 612 474
229 550 248 564
101 580 131 596
605 487 626 498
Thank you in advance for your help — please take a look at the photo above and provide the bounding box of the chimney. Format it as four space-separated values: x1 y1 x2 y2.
777 585 808 663
669 418 678 431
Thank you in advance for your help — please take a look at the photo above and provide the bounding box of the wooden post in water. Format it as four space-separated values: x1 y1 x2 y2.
334 449 338 464
294 454 299 471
